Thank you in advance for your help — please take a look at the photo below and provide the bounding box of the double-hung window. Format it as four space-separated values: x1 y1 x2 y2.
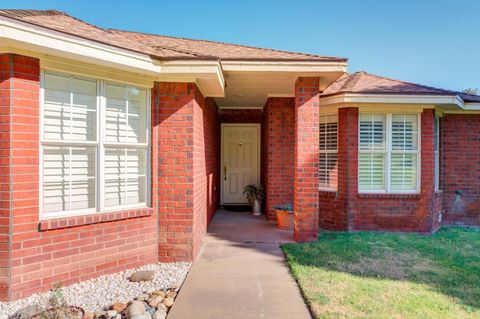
358 113 420 193
319 114 338 190
41 71 149 219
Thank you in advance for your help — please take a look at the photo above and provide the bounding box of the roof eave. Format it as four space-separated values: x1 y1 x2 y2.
320 92 465 108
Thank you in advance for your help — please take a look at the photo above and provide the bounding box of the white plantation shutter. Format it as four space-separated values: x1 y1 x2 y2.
390 115 418 191
358 113 419 193
44 73 97 142
359 114 386 191
319 115 338 189
358 153 385 191
42 73 97 216
41 72 149 218
104 148 147 208
106 85 147 144
104 84 148 209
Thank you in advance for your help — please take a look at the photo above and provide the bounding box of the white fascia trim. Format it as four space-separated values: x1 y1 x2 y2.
159 60 225 87
0 16 226 96
221 60 347 73
461 103 480 111
0 15 161 75
320 93 465 108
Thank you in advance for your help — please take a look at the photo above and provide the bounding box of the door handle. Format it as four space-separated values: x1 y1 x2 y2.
224 162 228 180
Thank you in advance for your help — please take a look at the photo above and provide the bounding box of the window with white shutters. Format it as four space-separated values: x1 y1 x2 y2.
319 114 338 190
358 113 419 193
41 72 149 219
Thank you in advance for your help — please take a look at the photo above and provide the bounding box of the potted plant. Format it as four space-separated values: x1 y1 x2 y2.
273 203 294 230
243 184 265 216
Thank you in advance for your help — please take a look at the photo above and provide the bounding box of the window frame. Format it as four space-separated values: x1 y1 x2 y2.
319 113 338 191
358 112 421 194
39 70 151 220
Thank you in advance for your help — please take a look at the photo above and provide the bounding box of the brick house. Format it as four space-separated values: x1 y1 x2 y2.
0 9 479 301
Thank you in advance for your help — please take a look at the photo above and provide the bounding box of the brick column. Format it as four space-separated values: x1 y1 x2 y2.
294 78 320 242
420 109 440 232
0 54 40 301
152 82 218 262
153 82 195 262
263 97 295 219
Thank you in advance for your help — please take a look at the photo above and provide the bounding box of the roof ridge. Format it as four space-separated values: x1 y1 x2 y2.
109 28 345 60
357 70 456 95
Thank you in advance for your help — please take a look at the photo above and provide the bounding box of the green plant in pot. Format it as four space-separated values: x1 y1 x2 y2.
243 184 265 216
273 203 293 230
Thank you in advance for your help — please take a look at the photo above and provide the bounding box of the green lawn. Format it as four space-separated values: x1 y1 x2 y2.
282 227 480 319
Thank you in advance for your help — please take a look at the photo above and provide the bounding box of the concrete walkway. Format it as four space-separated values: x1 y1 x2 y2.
168 210 311 319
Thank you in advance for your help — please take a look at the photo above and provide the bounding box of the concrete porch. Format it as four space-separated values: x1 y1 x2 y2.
167 210 310 319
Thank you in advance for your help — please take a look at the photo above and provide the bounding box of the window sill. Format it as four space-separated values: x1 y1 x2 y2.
38 207 154 232
357 193 421 199
319 189 337 195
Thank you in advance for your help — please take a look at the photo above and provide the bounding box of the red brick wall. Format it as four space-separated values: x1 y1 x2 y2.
193 95 219 258
318 108 356 231
154 82 219 262
294 78 320 242
219 108 263 123
1 54 157 301
0 54 12 300
442 114 480 225
319 108 441 233
262 98 295 219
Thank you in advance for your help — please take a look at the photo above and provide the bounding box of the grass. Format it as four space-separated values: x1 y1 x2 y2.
282 227 480 319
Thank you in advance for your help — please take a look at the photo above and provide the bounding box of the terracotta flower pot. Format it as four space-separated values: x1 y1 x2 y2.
275 209 294 230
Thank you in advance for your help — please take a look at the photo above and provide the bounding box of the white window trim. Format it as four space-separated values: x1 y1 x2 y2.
319 114 338 191
39 70 151 220
358 112 421 194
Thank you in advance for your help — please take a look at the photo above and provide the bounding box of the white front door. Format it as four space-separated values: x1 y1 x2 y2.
221 124 260 204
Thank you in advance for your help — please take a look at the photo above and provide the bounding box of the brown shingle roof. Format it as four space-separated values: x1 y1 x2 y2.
0 9 347 62
323 72 480 103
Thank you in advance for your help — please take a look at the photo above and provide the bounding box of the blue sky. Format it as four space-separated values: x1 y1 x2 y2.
2 0 479 91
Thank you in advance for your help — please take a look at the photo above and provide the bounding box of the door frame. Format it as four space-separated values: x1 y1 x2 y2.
220 123 261 205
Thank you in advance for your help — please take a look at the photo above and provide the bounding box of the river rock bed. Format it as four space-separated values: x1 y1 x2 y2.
0 262 191 319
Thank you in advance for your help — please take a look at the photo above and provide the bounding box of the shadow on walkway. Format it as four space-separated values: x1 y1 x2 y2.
168 210 311 319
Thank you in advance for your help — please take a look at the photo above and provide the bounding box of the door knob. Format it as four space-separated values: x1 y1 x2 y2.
224 162 228 180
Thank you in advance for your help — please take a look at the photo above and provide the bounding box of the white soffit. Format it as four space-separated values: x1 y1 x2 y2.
215 62 347 108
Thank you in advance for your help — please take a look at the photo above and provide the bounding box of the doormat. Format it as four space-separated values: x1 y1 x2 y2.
222 205 251 212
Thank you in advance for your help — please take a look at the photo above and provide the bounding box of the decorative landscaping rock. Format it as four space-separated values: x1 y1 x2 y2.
156 303 167 311
148 296 164 308
0 264 189 319
130 271 155 282
126 301 145 318
8 305 42 319
162 298 174 308
166 291 177 299
151 290 166 298
152 309 167 319
111 302 127 312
